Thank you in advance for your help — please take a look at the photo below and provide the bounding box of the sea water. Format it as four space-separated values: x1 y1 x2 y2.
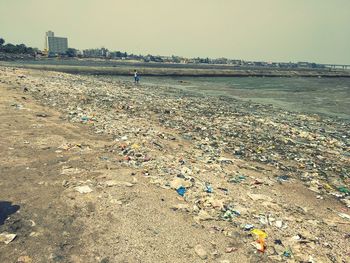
112 76 350 119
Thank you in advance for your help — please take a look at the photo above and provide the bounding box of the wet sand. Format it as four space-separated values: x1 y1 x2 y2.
0 66 349 262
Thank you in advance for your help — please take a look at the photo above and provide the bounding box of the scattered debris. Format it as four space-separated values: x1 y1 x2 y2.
194 244 208 260
104 180 134 187
75 185 93 194
225 247 238 253
2 66 350 262
0 232 16 244
17 256 32 263
176 186 186 197
251 229 268 252
338 212 350 221
36 113 49 118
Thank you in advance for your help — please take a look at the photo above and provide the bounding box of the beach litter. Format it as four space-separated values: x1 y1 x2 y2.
338 213 350 221
194 244 208 260
204 183 213 193
17 256 32 263
0 232 17 244
2 66 350 262
243 224 254 231
176 186 186 197
75 185 93 194
251 229 268 252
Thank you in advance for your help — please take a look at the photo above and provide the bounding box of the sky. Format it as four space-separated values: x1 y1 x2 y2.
1 0 349 64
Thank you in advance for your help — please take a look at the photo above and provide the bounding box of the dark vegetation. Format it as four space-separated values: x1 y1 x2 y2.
0 37 37 54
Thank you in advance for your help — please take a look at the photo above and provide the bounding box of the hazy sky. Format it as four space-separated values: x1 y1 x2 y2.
1 0 349 64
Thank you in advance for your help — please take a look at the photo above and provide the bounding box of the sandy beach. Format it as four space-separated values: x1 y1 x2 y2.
0 66 350 262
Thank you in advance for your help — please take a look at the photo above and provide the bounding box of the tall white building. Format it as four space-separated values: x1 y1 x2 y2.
45 31 68 54
46 31 54 38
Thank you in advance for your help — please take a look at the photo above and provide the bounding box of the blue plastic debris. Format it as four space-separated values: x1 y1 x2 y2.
277 175 290 182
229 175 247 183
233 210 241 216
204 183 213 193
283 251 292 257
176 186 186 196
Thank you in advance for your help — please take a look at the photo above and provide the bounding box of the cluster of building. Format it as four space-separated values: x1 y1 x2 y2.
43 31 326 69
82 48 109 58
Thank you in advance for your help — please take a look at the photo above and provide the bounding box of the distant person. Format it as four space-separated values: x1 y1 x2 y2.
134 70 140 84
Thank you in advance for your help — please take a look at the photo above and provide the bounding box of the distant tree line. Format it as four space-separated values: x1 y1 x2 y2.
0 37 37 54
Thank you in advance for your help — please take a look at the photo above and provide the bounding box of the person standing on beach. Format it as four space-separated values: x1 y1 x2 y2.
134 70 140 84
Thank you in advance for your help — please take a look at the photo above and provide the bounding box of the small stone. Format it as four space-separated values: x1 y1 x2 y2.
248 193 273 202
171 204 190 211
211 199 224 209
36 113 49 118
341 198 350 208
338 212 350 221
225 247 238 253
273 244 285 254
268 255 283 261
194 244 208 260
110 199 123 205
29 232 41 237
17 256 32 263
75 185 93 194
169 178 192 189
275 220 283 228
196 210 213 221
104 180 133 187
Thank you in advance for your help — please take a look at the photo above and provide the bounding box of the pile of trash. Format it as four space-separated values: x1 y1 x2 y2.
1 66 349 262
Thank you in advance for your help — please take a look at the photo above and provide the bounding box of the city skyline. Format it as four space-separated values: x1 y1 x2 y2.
1 0 349 64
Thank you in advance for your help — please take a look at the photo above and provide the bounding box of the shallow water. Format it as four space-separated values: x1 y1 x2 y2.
111 76 350 119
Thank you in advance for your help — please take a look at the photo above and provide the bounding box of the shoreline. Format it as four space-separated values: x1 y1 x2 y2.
1 66 349 262
2 61 350 78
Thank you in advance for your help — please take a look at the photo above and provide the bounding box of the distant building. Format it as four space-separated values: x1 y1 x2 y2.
45 31 68 55
83 48 109 58
46 31 54 38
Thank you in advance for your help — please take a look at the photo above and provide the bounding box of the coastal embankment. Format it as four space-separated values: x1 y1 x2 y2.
0 66 349 262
